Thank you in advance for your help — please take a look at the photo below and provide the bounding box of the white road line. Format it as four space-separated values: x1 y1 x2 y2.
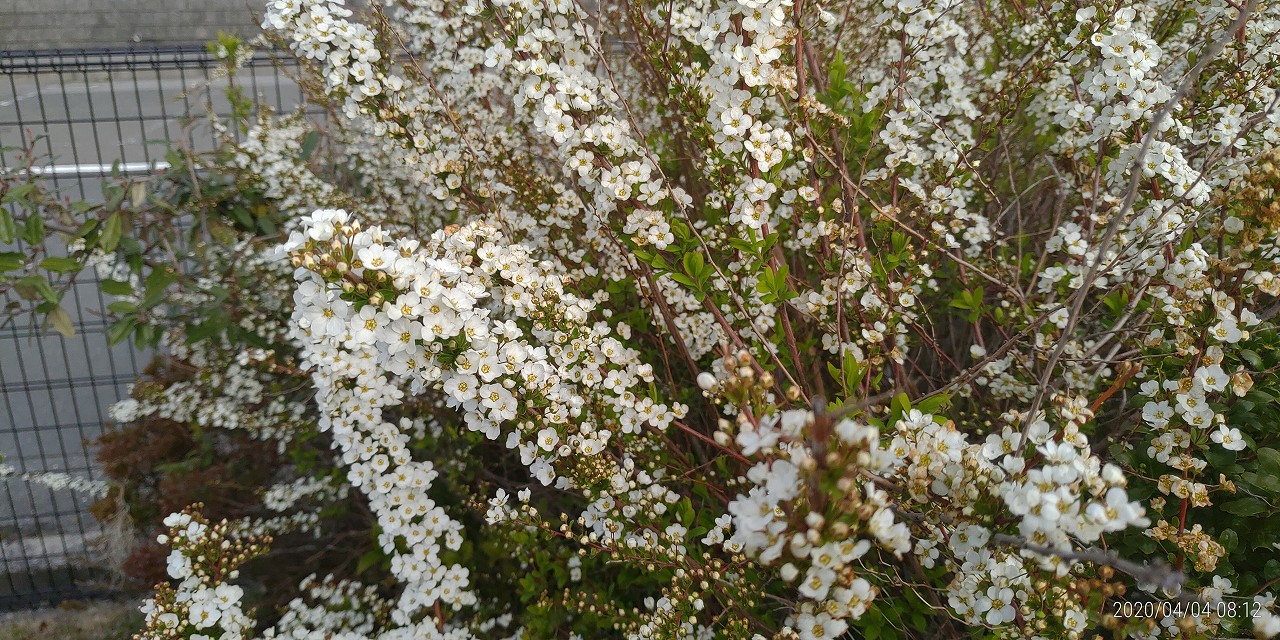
0 88 41 108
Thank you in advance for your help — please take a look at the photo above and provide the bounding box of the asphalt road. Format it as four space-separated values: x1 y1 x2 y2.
0 63 305 604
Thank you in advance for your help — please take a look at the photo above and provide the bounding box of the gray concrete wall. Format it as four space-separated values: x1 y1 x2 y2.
0 0 262 51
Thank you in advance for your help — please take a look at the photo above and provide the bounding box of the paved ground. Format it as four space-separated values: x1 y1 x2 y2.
0 60 304 607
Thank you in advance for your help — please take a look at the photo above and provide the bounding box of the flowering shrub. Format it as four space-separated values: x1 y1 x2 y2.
6 0 1280 638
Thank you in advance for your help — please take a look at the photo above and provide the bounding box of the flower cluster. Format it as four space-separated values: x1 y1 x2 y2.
135 507 266 640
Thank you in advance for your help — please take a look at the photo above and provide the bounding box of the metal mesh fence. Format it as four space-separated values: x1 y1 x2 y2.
0 45 307 610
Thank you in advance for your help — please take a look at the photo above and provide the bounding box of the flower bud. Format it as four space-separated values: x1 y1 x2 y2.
780 563 799 581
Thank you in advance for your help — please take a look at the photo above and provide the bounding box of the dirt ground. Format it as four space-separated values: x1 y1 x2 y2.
0 600 141 640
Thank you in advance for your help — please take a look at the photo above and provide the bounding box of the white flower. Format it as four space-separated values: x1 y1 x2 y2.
189 599 222 629
1193 364 1227 393
798 566 836 601
795 611 847 640
979 585 1016 625
1210 424 1246 451
536 427 560 452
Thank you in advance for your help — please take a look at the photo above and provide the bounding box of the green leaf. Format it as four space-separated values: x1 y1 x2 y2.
1240 349 1264 370
184 318 225 344
74 218 99 237
1 182 37 205
1266 559 1280 581
916 392 951 414
669 273 696 287
99 213 123 252
1219 528 1238 553
106 317 135 345
677 497 694 527
100 279 133 296
142 267 177 307
47 305 74 338
891 231 907 254
134 322 157 348
892 392 911 416
107 300 137 314
18 275 57 302
1219 497 1269 517
1258 448 1280 476
0 252 23 272
21 215 44 245
0 210 16 244
38 256 80 273
299 130 321 161
682 251 705 281
1136 536 1157 554
1241 471 1280 496
356 549 382 575
231 206 254 229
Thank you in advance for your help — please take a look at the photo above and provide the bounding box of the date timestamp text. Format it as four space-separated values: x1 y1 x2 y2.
1111 598 1261 620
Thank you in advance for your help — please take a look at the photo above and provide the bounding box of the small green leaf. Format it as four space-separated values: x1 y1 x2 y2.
1266 559 1280 581
1258 448 1280 476
1219 528 1238 553
891 231 907 253
142 267 176 307
38 256 80 273
299 130 321 161
18 275 57 302
669 273 696 287
74 217 99 237
134 322 157 348
106 318 135 345
356 549 383 575
107 300 137 314
1240 349 1264 370
1220 497 1269 517
892 392 911 416
100 279 133 296
0 210 16 244
231 206 254 229
184 319 225 344
677 497 694 527
916 392 951 414
0 252 23 272
21 215 44 245
682 251 705 281
1241 472 1280 496
1 182 37 205
99 213 123 252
